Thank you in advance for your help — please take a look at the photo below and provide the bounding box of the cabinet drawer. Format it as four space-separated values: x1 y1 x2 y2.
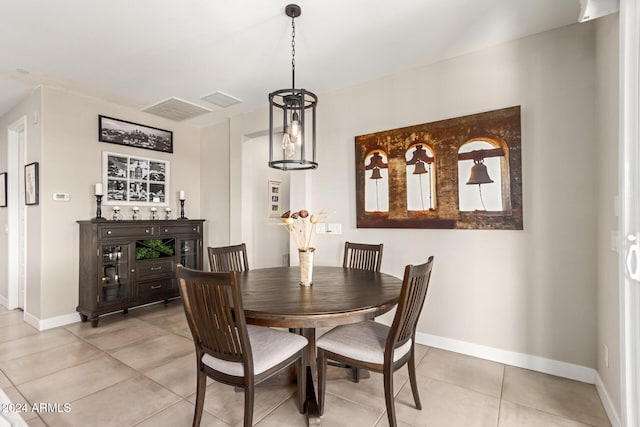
137 278 175 299
160 224 200 235
100 225 157 239
136 259 174 280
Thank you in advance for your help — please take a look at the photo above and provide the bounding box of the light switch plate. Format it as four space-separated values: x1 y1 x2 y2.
52 193 70 201
327 223 342 234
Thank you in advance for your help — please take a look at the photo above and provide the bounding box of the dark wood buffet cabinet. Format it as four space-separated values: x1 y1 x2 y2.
77 219 204 327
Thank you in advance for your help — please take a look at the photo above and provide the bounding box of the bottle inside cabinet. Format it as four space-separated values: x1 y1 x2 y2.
101 245 130 303
179 239 198 269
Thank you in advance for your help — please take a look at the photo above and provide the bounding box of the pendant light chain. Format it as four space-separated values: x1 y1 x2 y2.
291 15 296 89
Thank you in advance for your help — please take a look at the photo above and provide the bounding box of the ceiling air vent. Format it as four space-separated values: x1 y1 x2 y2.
142 97 211 121
201 91 243 108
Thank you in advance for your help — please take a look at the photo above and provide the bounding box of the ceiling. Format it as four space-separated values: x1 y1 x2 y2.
0 0 580 127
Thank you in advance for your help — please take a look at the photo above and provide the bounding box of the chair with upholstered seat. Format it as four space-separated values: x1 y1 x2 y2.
208 243 249 273
343 241 383 272
317 256 434 427
176 265 307 427
340 241 384 381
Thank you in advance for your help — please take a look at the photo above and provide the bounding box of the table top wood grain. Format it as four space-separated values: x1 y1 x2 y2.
236 266 403 328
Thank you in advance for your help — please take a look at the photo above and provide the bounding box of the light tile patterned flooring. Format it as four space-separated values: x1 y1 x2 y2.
0 302 611 427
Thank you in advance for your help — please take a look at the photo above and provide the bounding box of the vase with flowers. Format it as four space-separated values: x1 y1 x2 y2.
281 209 317 286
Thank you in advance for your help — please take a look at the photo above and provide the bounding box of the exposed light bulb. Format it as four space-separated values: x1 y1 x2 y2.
287 143 296 158
282 131 291 150
290 112 300 137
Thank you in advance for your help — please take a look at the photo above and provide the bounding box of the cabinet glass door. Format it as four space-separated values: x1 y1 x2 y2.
178 238 200 269
100 244 131 303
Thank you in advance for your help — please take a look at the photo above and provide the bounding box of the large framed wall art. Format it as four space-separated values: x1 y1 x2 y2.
99 115 173 153
102 152 170 207
355 106 523 230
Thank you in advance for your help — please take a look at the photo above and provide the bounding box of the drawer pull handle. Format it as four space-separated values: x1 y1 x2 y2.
145 229 150 233
151 284 162 290
107 231 112 235
149 266 162 271
164 229 168 232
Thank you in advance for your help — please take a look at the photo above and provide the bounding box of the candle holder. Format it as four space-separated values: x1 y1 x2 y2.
179 199 188 220
112 206 122 221
150 208 158 221
94 195 106 221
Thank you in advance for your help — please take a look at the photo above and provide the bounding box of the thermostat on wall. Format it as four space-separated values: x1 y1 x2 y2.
52 193 70 201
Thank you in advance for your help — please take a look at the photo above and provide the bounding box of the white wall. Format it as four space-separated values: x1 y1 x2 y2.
0 87 203 323
595 13 621 420
241 136 290 268
0 88 43 317
200 121 231 250
323 22 599 368
225 22 600 370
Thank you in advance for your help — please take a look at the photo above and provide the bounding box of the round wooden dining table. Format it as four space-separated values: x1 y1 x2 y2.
235 266 403 425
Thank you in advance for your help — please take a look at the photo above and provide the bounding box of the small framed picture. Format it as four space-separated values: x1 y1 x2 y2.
0 172 7 207
268 180 281 218
25 162 39 206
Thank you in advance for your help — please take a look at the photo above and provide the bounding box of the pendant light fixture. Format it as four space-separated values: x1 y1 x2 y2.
268 4 318 171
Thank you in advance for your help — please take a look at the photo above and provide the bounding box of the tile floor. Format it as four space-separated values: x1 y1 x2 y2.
0 302 611 427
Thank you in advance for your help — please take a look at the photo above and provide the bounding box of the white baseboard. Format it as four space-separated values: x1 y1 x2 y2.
414 331 597 384
415 332 621 425
23 312 79 331
23 311 39 329
596 372 622 427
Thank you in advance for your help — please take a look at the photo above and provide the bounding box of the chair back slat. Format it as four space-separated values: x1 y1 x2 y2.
208 243 249 273
343 242 383 272
388 257 434 352
176 266 251 365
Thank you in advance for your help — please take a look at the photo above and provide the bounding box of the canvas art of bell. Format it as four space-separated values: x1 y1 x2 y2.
370 167 383 180
412 161 428 175
466 160 494 185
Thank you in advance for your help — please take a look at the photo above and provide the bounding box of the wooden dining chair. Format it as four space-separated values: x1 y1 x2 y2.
317 256 434 427
340 241 384 381
343 241 383 272
176 265 307 427
208 243 249 273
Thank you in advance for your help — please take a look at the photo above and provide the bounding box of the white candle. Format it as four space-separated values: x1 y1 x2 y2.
179 190 185 201
150 207 157 212
95 183 103 196
165 207 171 212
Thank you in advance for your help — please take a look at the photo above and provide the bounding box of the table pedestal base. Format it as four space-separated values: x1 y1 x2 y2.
305 366 321 425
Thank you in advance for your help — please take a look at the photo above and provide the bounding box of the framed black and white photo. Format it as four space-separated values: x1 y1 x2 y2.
99 115 173 153
0 172 6 207
103 152 169 206
25 162 39 206
268 180 281 218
